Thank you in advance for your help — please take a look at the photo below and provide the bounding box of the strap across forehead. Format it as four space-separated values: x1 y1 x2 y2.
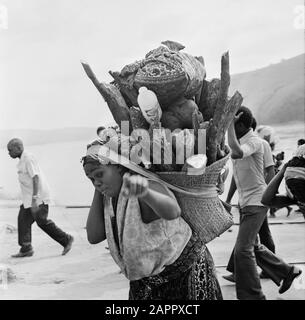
86 144 113 165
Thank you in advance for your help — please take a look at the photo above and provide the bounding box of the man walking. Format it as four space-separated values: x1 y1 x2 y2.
224 117 276 282
227 107 301 300
7 138 74 258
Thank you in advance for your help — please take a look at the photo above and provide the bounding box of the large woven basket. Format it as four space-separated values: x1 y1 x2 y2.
157 153 233 243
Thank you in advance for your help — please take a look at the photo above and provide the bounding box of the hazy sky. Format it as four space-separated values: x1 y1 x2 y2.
0 0 304 130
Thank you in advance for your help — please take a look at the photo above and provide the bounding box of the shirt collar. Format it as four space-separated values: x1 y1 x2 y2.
18 151 27 163
239 129 255 144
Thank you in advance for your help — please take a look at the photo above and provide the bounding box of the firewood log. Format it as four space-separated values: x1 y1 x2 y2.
206 52 230 164
81 61 131 130
198 78 221 121
109 71 139 108
216 91 243 145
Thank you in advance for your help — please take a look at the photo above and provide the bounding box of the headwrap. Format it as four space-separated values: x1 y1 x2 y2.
82 126 138 166
257 125 278 146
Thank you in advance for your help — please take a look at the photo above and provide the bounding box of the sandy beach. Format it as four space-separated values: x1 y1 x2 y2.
1 203 304 300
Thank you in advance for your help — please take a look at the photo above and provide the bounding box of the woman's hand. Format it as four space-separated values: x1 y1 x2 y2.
122 173 149 198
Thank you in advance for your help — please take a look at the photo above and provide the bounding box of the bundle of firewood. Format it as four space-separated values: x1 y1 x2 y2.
81 40 243 169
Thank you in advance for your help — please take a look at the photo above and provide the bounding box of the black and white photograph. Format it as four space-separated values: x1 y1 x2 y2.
0 0 304 303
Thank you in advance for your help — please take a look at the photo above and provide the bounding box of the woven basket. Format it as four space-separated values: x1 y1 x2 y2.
157 153 233 243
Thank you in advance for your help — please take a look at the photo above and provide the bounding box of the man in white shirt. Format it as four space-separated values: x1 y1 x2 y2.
7 138 74 258
227 107 301 300
224 118 276 281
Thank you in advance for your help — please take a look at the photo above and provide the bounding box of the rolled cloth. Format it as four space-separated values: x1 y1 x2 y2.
257 125 278 145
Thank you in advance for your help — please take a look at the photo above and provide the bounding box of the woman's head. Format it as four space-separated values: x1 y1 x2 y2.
82 134 130 197
83 157 127 197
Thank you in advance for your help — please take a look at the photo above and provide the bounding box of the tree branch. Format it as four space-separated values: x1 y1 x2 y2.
81 61 131 129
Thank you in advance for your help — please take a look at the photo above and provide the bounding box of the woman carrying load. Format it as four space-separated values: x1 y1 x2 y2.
82 135 222 300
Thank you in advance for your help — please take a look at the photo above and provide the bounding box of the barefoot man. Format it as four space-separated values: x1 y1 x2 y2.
7 138 74 258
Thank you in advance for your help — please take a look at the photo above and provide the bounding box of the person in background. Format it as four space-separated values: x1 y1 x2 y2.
297 139 305 147
225 107 301 300
257 126 293 217
262 145 305 219
7 138 74 258
294 139 305 213
223 117 276 283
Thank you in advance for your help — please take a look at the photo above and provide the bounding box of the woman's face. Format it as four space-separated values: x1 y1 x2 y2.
84 162 123 197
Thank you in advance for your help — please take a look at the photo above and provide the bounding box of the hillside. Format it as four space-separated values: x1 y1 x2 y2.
1 54 303 148
229 54 304 125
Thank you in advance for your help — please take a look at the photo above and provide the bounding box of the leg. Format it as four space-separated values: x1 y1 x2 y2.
33 204 70 247
254 244 292 286
226 207 242 273
258 216 275 253
234 206 267 300
17 205 34 252
226 248 235 273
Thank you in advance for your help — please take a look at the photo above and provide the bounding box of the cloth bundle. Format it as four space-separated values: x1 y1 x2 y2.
131 44 206 106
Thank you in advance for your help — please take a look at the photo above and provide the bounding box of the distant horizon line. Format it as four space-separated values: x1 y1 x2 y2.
1 120 304 132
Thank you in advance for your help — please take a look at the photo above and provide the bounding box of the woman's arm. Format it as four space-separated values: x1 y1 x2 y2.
141 181 181 220
86 189 106 244
264 165 275 184
262 194 296 208
122 174 181 221
261 164 296 208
